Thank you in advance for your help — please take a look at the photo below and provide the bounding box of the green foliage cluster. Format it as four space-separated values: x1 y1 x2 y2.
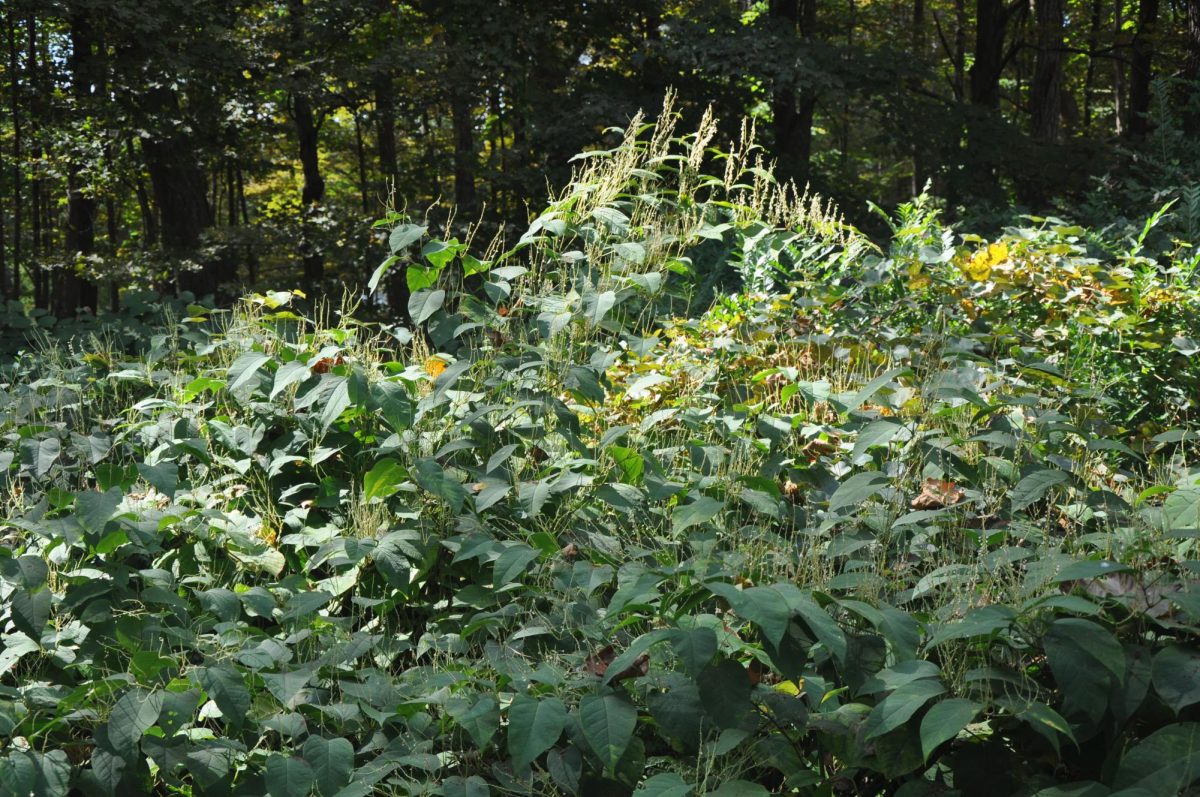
2 114 1200 797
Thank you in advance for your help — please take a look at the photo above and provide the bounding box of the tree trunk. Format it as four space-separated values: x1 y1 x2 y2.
770 0 817 185
1082 0 1103 127
451 86 477 214
5 9 20 300
970 0 1009 108
289 0 325 290
1182 0 1200 136
374 71 398 201
128 137 158 246
1030 0 1065 142
1127 0 1159 138
58 11 103 317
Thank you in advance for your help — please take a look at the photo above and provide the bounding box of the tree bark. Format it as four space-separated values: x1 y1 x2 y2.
1127 0 1159 138
451 85 477 214
4 9 20 300
1030 0 1065 142
970 0 1011 108
1183 0 1200 135
374 71 398 201
289 0 325 289
1082 0 1103 127
59 10 103 317
770 0 817 185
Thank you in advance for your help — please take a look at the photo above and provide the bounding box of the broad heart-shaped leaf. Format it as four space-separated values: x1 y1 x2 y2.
1163 489 1200 531
227 350 271 393
363 458 406 502
1010 468 1069 513
1112 722 1200 792
106 689 164 756
20 437 60 478
301 735 353 796
388 222 427 253
408 288 446 325
446 696 500 748
828 471 891 513
493 543 539 586
413 458 467 512
1044 618 1125 681
10 588 51 640
583 290 617 327
507 694 567 770
667 627 718 677
578 691 638 774
443 775 490 797
197 664 250 732
1 555 48 589
367 255 398 294
865 678 945 739
672 494 724 535
265 753 314 797
633 772 695 797
920 698 980 760
1151 646 1200 713
706 582 791 647
77 487 123 534
319 377 352 431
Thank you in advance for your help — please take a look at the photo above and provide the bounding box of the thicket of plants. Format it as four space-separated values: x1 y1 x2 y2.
2 104 1199 796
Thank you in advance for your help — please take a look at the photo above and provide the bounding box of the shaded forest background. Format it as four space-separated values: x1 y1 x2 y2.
1 0 1199 316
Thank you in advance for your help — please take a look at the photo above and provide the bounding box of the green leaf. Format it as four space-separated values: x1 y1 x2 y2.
320 378 352 430
443 776 490 797
422 238 462 269
198 665 250 732
849 367 910 410
579 691 638 774
301 736 353 796
865 678 945 739
363 459 406 503
367 255 399 294
446 696 499 748
926 605 1016 647
919 698 980 760
1011 469 1069 513
1113 722 1200 793
272 360 312 398
227 351 271 393
20 437 60 478
1151 646 1200 714
266 754 315 797
413 457 467 513
707 782 770 797
1 555 48 589
77 488 123 534
610 445 644 484
106 690 163 756
494 544 539 586
1044 618 1125 681
10 589 51 640
828 472 891 513
389 222 427 253
851 420 903 463
584 290 617 327
672 494 724 534
706 582 791 647
668 627 718 677
633 773 695 797
409 288 446 325
507 694 567 770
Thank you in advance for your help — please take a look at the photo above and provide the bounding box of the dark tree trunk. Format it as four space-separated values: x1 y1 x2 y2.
4 9 20 301
128 138 158 246
1082 0 1103 127
289 0 325 290
1030 0 1064 142
58 10 101 317
451 86 477 214
970 0 1010 108
1182 0 1200 135
353 111 370 214
1127 0 1159 138
770 0 817 185
374 71 398 200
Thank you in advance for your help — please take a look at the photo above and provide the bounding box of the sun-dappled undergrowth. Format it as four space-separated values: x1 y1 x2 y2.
2 104 1200 796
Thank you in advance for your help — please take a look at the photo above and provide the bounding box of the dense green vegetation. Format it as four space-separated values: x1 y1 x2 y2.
1 109 1199 796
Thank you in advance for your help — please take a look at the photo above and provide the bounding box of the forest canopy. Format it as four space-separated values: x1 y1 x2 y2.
1 0 1199 315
